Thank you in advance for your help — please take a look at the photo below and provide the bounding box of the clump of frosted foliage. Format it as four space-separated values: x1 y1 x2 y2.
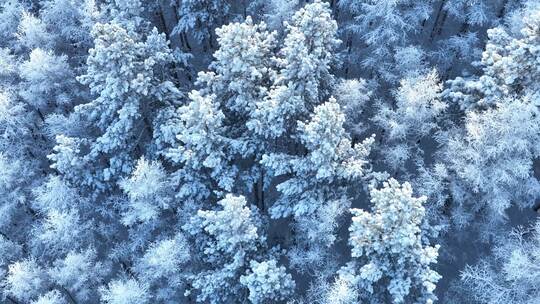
19 48 74 107
48 14 178 191
373 70 445 169
31 290 67 304
48 248 107 301
264 0 299 29
119 157 171 226
190 194 260 256
16 12 53 50
3 259 47 302
394 46 428 76
444 0 493 26
0 1 23 44
99 278 150 304
333 78 371 137
240 259 295 303
32 176 80 212
326 277 359 304
136 234 190 281
35 208 90 255
337 178 440 304
388 70 445 140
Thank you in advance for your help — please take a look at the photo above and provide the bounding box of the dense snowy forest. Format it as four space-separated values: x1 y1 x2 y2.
0 0 539 303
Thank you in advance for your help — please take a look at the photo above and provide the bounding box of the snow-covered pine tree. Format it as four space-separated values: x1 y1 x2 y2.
249 0 340 140
263 99 377 273
333 178 440 304
183 194 292 303
446 1 540 111
240 259 295 304
49 0 180 192
165 15 277 208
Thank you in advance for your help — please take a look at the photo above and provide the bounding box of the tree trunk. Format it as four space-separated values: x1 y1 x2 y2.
181 32 192 51
157 3 171 41
258 168 265 212
497 0 509 18
430 0 447 40
344 34 353 77
59 285 78 304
